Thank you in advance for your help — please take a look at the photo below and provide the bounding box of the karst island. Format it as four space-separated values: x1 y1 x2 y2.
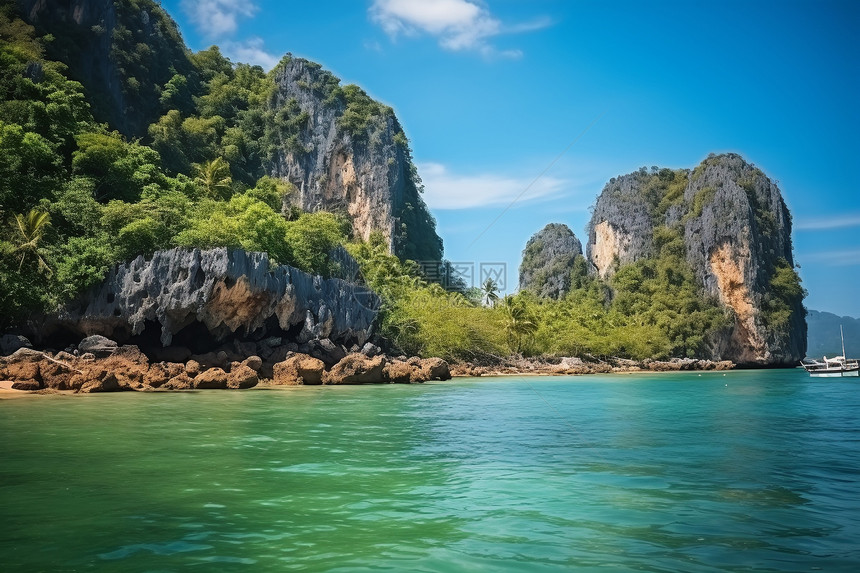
1 1 858 571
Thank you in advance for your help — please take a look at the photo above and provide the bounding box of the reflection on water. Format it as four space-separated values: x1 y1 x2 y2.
1 370 859 571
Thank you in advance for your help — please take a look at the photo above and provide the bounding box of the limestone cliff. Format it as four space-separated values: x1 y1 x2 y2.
33 248 380 350
16 0 192 138
14 2 443 262
519 223 586 299
585 154 806 366
266 57 442 262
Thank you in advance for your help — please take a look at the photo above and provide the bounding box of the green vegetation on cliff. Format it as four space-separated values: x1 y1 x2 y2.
0 7 352 327
1 3 802 364
0 3 439 330
346 228 730 362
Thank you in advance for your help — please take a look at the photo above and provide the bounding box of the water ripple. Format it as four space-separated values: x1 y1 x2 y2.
1 370 859 571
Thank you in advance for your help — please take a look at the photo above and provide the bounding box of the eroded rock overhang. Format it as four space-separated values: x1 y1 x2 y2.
39 248 380 349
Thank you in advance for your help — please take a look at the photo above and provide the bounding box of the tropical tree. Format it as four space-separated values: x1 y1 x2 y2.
481 277 500 307
12 209 52 275
193 157 232 199
502 295 537 354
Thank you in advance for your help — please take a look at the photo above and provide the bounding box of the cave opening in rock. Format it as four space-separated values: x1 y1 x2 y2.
127 320 168 355
170 321 224 354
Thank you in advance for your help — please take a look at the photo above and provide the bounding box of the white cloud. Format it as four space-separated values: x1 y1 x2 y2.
369 0 547 58
799 249 860 266
795 214 860 231
181 0 258 38
419 162 568 210
223 38 280 70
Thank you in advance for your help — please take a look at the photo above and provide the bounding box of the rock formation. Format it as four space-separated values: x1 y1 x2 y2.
585 154 806 366
15 2 444 262
0 346 451 392
32 248 380 352
519 223 586 299
266 57 442 261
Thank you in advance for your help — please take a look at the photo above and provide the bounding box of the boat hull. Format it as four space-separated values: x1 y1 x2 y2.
807 368 859 378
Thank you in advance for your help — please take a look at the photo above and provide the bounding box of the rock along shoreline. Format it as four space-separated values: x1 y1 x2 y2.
1 336 734 397
0 340 452 395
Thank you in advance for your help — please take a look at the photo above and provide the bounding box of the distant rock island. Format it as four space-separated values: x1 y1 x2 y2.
519 223 586 299
520 154 807 367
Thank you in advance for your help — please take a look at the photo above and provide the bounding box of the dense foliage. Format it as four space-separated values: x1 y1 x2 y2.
0 8 349 328
1 4 799 363
348 230 731 362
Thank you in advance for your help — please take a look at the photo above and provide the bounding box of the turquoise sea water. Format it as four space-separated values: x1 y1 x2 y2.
1 369 859 572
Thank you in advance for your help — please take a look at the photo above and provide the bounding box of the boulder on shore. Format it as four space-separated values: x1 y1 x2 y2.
418 357 451 381
227 364 259 389
1 334 32 356
194 368 228 389
324 353 386 385
272 354 325 385
78 335 118 358
383 359 415 383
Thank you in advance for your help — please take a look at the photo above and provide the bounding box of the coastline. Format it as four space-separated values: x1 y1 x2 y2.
449 356 736 378
1 345 737 398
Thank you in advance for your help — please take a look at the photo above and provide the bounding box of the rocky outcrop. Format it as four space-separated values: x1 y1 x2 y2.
273 354 325 385
585 155 806 366
519 223 586 299
0 344 265 392
586 167 684 277
267 57 442 261
33 248 380 352
0 334 31 355
323 353 386 384
0 343 454 392
682 154 804 365
449 356 735 377
15 3 443 263
16 0 192 138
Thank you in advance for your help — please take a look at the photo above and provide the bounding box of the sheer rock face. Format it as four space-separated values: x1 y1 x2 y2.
682 155 805 365
519 223 584 299
586 172 659 277
585 154 806 366
267 58 442 261
35 248 380 349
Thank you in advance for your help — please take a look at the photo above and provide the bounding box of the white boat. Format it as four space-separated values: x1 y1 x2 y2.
802 325 859 377
802 356 859 377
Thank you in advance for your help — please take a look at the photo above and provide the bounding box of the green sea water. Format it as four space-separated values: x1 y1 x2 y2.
1 369 859 572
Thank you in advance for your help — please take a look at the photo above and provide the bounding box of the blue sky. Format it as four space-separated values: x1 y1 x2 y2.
162 0 860 318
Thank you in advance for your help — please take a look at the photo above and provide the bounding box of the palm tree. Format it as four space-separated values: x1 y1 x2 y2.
481 277 500 307
194 157 233 199
503 295 537 354
13 209 52 276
